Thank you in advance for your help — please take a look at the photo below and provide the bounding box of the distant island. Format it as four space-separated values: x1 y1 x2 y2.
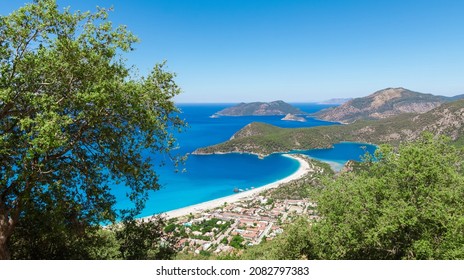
211 100 306 117
281 113 306 122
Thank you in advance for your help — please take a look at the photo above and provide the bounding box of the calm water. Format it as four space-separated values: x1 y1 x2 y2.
112 103 375 217
291 142 377 171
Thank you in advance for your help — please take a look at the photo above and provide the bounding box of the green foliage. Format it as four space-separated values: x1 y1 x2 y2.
0 0 184 259
176 227 188 238
85 230 121 260
115 216 177 260
199 250 211 257
164 223 177 233
261 157 330 202
189 218 230 235
240 218 313 260
195 235 212 241
311 134 464 259
233 134 464 260
229 235 245 249
8 196 121 259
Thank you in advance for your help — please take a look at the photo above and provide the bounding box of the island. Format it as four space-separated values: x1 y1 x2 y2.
194 90 464 158
211 100 306 117
281 113 306 122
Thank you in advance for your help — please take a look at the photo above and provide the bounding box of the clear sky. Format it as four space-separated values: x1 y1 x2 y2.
2 0 464 102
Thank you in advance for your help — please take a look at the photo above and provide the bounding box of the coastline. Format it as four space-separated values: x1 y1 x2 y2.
149 154 311 220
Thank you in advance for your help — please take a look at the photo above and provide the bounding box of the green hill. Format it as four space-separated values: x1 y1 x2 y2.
194 99 464 156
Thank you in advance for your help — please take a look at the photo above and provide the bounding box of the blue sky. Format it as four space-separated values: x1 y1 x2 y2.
2 0 464 102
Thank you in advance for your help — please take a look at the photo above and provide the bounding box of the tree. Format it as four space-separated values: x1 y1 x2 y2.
311 134 464 259
229 235 245 249
240 217 314 260
237 134 464 260
115 216 177 260
0 0 184 259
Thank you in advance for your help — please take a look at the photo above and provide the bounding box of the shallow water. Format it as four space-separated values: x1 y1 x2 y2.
110 104 375 217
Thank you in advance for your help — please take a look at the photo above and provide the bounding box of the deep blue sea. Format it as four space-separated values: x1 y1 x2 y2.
112 104 376 217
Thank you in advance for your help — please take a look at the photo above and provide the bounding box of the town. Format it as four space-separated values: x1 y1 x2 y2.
164 193 319 256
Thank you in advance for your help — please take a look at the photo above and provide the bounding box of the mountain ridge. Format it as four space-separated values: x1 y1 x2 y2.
313 87 462 123
194 99 464 157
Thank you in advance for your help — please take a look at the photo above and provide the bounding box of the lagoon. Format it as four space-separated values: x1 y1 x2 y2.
111 104 376 217
291 142 378 171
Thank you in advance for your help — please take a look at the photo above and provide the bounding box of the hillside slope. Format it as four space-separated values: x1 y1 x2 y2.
194 99 464 157
313 87 448 123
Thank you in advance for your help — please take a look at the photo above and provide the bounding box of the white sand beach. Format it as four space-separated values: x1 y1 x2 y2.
155 154 312 220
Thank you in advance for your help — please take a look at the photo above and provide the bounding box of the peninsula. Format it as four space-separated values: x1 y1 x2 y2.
194 98 464 157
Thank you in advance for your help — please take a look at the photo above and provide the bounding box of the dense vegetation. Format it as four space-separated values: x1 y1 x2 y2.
3 0 463 261
8 214 177 260
0 0 183 259
239 134 464 259
185 135 464 260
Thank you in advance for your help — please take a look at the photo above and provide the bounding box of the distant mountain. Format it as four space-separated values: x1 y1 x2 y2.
446 94 464 101
212 100 306 116
318 98 352 105
194 99 464 157
313 87 449 124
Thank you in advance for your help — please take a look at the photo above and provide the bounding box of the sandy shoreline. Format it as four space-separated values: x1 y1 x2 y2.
150 154 311 220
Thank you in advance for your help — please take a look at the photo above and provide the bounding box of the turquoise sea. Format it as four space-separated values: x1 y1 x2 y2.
112 104 376 217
